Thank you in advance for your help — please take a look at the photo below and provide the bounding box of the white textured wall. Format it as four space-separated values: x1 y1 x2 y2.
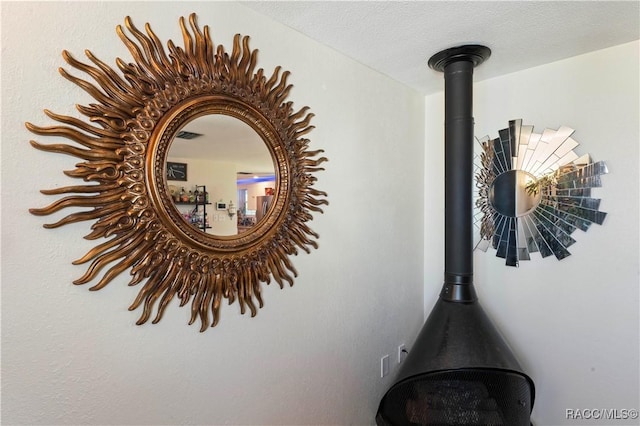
1 2 425 425
424 41 639 425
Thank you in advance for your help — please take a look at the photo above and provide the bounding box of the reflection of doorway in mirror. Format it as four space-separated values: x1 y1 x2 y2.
237 188 254 234
238 189 248 213
236 178 276 233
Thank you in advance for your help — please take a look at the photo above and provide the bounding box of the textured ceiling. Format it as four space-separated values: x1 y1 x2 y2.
241 1 640 94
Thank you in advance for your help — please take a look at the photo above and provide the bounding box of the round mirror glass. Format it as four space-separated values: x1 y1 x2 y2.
489 170 541 217
166 114 276 237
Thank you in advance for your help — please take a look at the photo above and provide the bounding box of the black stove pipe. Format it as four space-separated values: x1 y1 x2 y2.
441 54 479 302
431 45 492 302
375 46 535 425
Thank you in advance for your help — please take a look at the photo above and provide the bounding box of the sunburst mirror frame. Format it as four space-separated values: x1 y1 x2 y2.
27 13 328 331
474 119 608 267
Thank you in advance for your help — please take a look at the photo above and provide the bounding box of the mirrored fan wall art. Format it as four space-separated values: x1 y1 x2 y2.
474 119 608 267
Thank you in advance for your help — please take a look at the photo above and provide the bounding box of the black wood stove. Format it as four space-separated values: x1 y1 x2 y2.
376 45 535 426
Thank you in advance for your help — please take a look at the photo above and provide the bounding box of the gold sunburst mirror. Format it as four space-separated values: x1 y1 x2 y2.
27 13 328 331
474 119 608 267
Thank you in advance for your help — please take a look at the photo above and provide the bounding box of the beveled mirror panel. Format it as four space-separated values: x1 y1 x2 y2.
27 14 328 330
474 119 607 267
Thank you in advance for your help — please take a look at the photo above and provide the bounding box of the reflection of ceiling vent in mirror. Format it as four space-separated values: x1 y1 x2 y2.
176 130 203 139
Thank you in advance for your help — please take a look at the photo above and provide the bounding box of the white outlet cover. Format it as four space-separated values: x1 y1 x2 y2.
398 344 406 364
380 355 389 378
